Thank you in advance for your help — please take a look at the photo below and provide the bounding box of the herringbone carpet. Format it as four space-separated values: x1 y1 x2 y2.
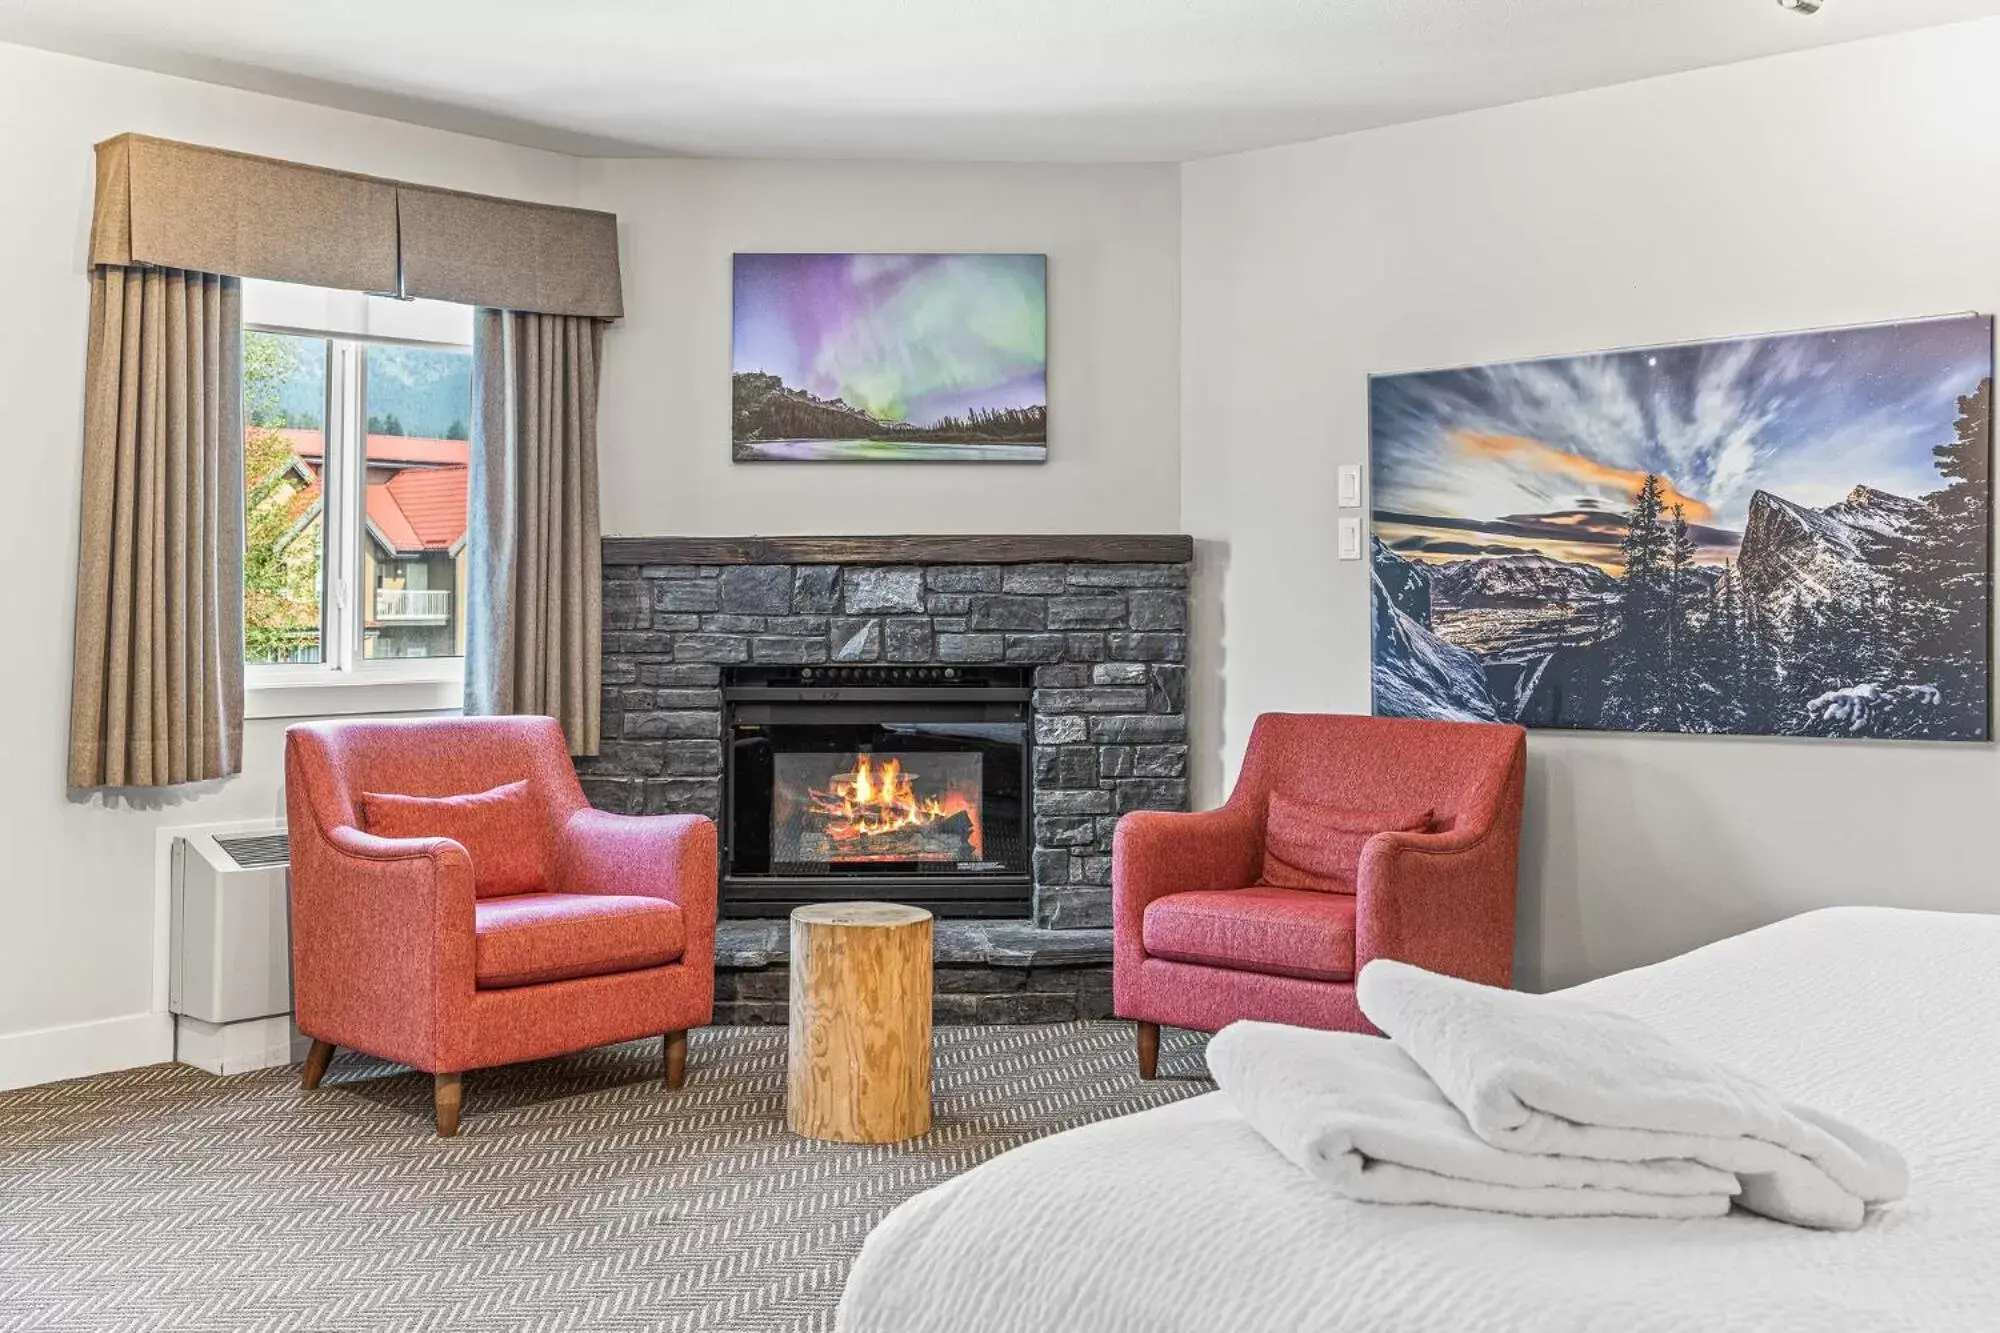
0 1023 1211 1332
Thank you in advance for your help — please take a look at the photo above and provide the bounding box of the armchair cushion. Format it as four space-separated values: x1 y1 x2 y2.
1142 885 1357 982
474 891 684 989
1262 794 1432 893
360 779 543 899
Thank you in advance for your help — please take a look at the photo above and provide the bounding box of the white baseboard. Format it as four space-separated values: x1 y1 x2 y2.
0 1011 174 1092
173 1014 310 1075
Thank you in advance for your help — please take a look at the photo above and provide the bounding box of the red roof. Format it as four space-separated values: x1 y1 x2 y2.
278 427 470 468
270 428 467 556
376 467 468 553
364 484 422 553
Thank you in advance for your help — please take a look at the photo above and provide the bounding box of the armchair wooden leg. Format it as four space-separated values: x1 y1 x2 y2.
302 1040 336 1090
1136 1021 1160 1080
664 1030 688 1090
434 1073 463 1138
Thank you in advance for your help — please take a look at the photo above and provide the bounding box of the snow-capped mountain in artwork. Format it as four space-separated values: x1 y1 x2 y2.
1428 552 1620 608
1734 485 1920 619
1370 545 1498 722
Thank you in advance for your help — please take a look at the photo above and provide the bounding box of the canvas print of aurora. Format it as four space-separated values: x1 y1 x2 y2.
731 253 1048 462
1370 315 1993 741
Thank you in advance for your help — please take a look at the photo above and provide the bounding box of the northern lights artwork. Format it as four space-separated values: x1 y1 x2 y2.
732 253 1048 462
1370 316 1992 740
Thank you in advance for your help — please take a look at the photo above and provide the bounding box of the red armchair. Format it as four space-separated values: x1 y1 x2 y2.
285 716 716 1135
1113 712 1525 1075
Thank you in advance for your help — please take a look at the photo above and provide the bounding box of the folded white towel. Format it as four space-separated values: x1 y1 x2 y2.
1357 959 1908 1230
1208 1021 1738 1219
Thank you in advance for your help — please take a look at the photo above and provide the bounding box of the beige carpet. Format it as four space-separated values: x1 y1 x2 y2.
0 1023 1211 1332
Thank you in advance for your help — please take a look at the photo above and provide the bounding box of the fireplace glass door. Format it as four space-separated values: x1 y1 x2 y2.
722 666 1032 916
772 750 988 870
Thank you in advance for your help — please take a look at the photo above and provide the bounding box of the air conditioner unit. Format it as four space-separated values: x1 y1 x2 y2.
170 825 305 1074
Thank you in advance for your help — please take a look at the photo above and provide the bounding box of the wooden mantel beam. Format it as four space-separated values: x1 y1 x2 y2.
600 534 1195 566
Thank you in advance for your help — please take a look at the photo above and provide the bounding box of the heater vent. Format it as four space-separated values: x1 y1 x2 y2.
214 832 291 870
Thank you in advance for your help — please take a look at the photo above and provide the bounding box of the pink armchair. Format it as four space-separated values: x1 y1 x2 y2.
285 716 716 1135
1113 712 1525 1076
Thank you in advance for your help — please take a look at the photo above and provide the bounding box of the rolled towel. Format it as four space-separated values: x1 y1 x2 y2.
1357 959 1908 1230
1208 1021 1738 1220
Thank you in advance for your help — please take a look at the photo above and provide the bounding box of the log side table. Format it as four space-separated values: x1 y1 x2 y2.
786 902 934 1144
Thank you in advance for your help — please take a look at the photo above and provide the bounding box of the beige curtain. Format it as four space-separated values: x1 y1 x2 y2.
466 310 603 754
68 267 244 788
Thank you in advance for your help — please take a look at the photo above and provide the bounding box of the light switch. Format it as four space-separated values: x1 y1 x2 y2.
1337 464 1362 508
1338 516 1362 560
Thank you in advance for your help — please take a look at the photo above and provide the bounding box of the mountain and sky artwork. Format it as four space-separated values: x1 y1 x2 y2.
1370 315 1993 740
732 253 1047 462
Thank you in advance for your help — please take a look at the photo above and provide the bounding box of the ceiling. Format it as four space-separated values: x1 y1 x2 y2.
4 0 1999 162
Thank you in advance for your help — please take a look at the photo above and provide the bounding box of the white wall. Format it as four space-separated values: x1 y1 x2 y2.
0 41 580 1089
578 158 1181 537
1181 20 2000 993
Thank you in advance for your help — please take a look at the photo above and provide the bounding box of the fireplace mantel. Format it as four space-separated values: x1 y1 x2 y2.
601 533 1194 567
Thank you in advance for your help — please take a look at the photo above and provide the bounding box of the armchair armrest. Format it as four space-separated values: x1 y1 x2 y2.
1112 806 1263 959
1354 817 1519 987
288 822 478 1070
552 810 718 964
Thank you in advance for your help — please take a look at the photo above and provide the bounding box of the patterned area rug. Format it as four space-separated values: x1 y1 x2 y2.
0 1023 1211 1332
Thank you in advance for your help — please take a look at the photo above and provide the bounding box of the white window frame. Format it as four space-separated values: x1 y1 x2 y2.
242 286 474 720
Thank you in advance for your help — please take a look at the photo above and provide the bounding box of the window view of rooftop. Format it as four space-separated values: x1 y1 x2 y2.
243 332 472 666
362 343 472 660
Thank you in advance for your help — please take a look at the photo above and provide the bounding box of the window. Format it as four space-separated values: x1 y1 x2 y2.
243 332 329 665
242 283 474 715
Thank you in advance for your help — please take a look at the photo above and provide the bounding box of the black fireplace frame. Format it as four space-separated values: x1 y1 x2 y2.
719 664 1035 918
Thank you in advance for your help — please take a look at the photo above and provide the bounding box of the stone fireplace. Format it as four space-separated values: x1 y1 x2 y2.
578 534 1192 1021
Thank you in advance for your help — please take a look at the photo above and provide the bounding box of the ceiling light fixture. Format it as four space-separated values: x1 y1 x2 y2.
1776 0 1823 12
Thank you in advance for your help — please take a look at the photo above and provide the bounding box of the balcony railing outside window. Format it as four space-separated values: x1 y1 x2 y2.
374 588 453 624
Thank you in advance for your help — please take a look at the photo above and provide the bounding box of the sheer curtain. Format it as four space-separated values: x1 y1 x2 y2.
465 310 604 755
68 266 244 788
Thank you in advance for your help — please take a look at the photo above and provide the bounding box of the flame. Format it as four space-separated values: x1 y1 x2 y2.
807 754 982 858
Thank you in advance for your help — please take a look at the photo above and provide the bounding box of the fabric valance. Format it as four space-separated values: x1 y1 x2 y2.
89 134 623 319
397 186 623 319
91 135 399 293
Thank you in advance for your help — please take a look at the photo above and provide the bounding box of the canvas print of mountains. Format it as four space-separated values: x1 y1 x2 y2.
1371 315 1993 741
732 253 1047 462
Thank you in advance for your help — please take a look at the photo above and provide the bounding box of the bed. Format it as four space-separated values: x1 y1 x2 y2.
837 907 2000 1332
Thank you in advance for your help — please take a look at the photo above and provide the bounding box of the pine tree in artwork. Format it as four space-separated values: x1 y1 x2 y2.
1936 376 1992 521
1895 376 1992 736
1787 597 1839 711
1831 587 1893 691
1737 592 1788 734
1867 584 1906 685
1705 561 1746 731
1608 474 1672 729
1664 503 1701 729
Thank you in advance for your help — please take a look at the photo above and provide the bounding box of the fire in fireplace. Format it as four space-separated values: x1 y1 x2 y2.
721 665 1032 918
777 752 984 865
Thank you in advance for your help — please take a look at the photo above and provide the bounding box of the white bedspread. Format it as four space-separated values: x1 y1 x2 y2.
838 908 2000 1332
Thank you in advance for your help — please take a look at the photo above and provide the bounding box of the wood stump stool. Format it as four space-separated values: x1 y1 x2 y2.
787 902 934 1144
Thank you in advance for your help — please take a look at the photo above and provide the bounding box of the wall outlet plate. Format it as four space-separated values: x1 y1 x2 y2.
1337 464 1362 508
1338 516 1362 560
